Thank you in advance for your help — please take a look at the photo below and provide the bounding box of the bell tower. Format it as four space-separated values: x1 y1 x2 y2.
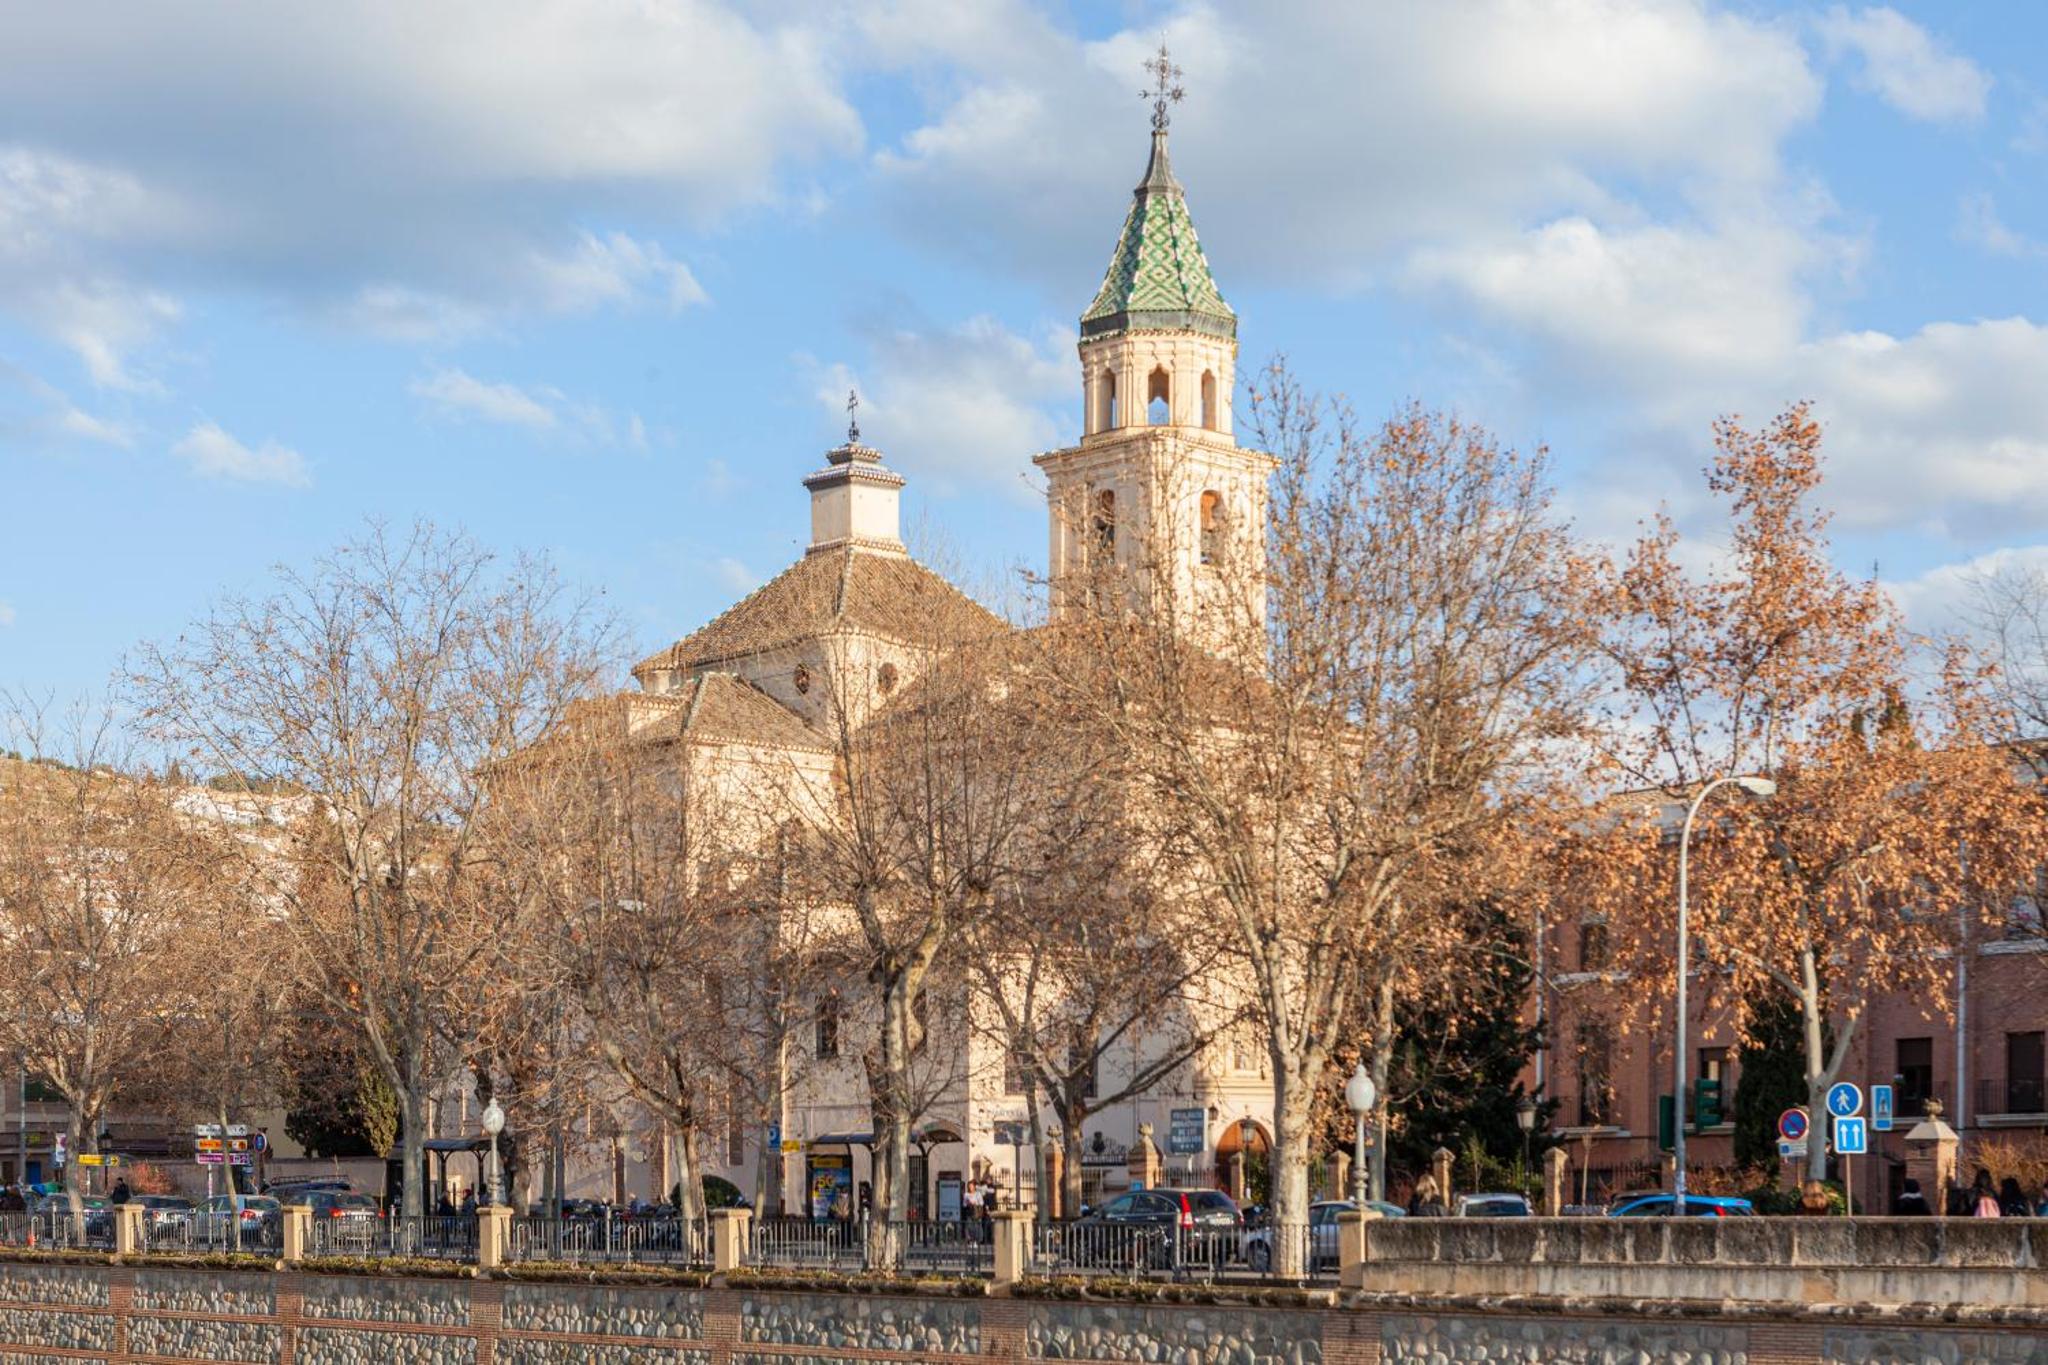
1035 46 1271 649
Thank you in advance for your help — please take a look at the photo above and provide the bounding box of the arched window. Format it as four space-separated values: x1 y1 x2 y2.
1199 490 1224 565
1098 369 1118 432
877 661 898 695
1093 488 1117 555
1200 370 1218 430
1147 366 1170 425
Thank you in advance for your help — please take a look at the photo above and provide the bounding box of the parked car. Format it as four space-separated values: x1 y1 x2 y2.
193 1194 283 1246
1606 1193 1755 1218
131 1194 194 1238
1366 1200 1407 1219
1064 1188 1244 1269
1243 1199 1355 1273
297 1190 382 1251
1454 1193 1532 1217
28 1194 110 1241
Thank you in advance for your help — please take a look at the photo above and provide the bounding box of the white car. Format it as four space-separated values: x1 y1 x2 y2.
1454 1192 1531 1217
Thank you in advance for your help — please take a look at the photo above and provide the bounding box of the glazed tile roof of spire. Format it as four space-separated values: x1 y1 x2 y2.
1080 127 1235 342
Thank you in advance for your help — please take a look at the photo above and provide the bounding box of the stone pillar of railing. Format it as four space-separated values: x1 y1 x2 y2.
1543 1147 1569 1216
992 1208 1032 1284
710 1207 753 1273
113 1204 144 1257
1336 1208 1379 1290
1431 1148 1454 1206
477 1205 511 1269
279 1205 312 1263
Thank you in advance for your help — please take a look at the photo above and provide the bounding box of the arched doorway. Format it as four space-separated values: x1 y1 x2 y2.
1212 1118 1271 1206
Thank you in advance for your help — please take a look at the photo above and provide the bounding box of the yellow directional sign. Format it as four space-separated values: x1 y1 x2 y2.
780 1138 805 1153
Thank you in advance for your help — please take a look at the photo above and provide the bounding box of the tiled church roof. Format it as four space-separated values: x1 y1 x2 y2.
633 674 828 752
1081 128 1235 341
631 546 1004 679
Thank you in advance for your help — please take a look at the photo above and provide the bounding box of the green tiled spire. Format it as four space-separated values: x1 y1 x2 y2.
1081 129 1236 341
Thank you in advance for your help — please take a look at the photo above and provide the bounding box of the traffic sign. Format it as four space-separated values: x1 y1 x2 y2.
1833 1115 1868 1155
1777 1139 1808 1160
251 1132 267 1154
766 1122 780 1150
1872 1085 1894 1132
1826 1082 1863 1118
779 1138 804 1154
1778 1108 1809 1141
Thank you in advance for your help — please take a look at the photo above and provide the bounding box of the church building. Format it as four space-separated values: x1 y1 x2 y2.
579 92 1283 1219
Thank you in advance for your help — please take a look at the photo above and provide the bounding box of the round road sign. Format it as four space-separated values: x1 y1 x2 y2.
1778 1107 1809 1141
1826 1082 1863 1118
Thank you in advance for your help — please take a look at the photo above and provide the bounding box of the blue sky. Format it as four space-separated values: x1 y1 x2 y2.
4 0 2047 701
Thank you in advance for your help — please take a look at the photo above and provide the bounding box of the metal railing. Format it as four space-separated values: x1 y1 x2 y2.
0 1212 108 1249
509 1215 709 1266
750 1216 868 1272
139 1213 278 1254
309 1214 476 1260
1977 1077 2048 1116
1030 1224 1251 1281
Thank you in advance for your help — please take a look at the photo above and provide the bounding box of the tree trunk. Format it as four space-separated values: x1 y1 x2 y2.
61 1109 85 1241
675 1123 705 1225
1368 979 1395 1204
1025 1073 1048 1226
1060 1095 1086 1222
400 1083 426 1219
1269 1061 1316 1277
866 980 912 1268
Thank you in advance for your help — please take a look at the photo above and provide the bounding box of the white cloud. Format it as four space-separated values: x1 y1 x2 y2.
1956 193 2044 260
0 2 854 362
709 557 760 594
1816 6 1990 124
810 315 1071 498
0 362 135 448
1884 545 2048 633
412 369 559 431
409 367 646 449
0 602 15 628
525 231 710 316
873 1 1820 289
171 421 311 487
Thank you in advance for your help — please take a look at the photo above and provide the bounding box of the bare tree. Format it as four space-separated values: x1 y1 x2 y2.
0 703 202 1230
130 522 612 1216
1055 369 1595 1269
1963 560 2048 771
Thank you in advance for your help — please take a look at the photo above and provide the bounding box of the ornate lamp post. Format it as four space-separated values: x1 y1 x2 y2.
481 1099 506 1209
1674 775 1776 1209
1344 1064 1377 1207
1515 1095 1537 1193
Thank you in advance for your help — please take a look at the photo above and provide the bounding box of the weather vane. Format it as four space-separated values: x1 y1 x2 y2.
846 388 861 445
1142 41 1183 132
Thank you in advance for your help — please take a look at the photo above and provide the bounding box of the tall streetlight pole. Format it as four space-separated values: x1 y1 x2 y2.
1674 774 1776 1209
1344 1064 1376 1207
481 1100 506 1209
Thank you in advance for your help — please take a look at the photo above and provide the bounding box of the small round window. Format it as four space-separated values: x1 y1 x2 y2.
877 662 898 694
793 664 812 695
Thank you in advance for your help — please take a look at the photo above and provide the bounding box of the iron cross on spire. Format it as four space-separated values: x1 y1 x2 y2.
845 388 860 445
1142 41 1183 132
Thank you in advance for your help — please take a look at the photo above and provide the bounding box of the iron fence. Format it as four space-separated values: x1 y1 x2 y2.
749 1216 868 1272
509 1215 709 1266
1030 1224 1251 1281
0 1212 105 1250
309 1214 476 1260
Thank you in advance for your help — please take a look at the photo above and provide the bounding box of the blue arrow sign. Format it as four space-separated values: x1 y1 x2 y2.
1827 1082 1863 1118
1833 1115 1868 1155
1872 1085 1894 1133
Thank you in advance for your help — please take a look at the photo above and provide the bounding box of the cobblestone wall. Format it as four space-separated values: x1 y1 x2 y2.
0 1260 2035 1363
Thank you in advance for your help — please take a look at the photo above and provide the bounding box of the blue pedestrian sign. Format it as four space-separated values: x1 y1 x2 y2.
1833 1115 1868 1156
1872 1085 1894 1133
1826 1082 1863 1118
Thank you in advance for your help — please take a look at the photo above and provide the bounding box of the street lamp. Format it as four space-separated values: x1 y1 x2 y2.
481 1099 505 1209
1515 1095 1537 1192
1674 774 1776 1209
1344 1064 1377 1208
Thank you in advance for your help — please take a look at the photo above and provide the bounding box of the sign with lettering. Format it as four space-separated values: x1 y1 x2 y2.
1168 1108 1206 1157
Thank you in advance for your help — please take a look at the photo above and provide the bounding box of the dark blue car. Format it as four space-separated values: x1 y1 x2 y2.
1607 1193 1754 1217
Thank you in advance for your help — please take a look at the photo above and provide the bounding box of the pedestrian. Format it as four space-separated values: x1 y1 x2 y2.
1891 1178 1932 1216
980 1179 996 1238
109 1178 130 1206
1999 1176 2030 1218
1797 1180 1832 1215
2036 1184 2048 1218
1407 1175 1447 1217
1970 1169 2001 1218
962 1179 983 1238
459 1188 478 1217
436 1191 455 1218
